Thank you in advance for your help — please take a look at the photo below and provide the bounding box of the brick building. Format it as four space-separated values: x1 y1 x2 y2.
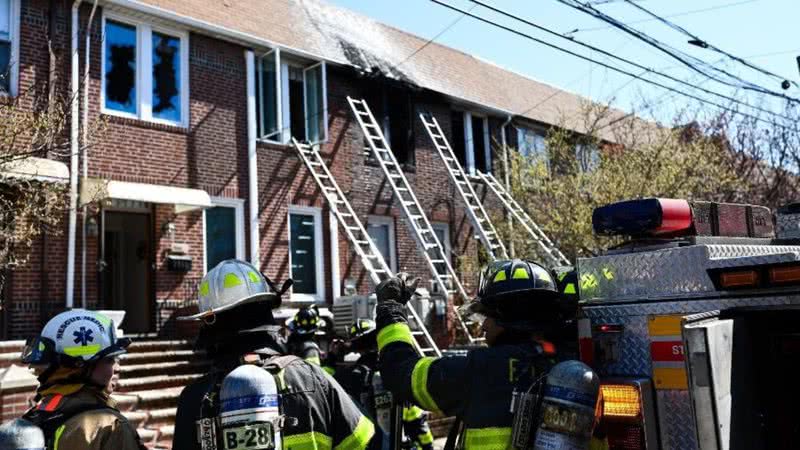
1 0 607 340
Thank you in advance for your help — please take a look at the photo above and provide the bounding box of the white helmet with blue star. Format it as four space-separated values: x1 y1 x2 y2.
21 309 129 367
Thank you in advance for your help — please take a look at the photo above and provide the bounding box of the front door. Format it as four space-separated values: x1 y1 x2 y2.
102 211 152 333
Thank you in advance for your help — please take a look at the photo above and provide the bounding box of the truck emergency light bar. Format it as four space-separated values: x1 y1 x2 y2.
592 198 775 238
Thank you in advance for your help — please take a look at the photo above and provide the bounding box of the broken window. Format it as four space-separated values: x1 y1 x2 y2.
451 110 467 168
472 115 491 173
386 87 414 165
255 52 327 144
0 0 12 94
152 32 181 122
102 15 187 125
104 20 137 114
455 111 492 174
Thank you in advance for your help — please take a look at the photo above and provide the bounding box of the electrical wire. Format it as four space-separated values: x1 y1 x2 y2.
428 0 794 130
463 0 794 122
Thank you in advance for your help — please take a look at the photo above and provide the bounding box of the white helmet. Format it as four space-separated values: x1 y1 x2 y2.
21 309 129 367
179 259 279 321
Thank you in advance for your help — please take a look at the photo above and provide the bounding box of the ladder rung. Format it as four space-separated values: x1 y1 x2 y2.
355 240 370 245
431 259 445 264
389 174 403 178
419 347 435 353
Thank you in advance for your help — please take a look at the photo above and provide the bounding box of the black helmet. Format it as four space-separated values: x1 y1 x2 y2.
286 305 325 335
461 259 563 331
348 318 377 341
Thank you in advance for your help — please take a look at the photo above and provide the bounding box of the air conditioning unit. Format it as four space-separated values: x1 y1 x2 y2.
331 294 377 337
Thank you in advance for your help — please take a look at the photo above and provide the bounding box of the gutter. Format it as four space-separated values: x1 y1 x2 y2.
245 50 260 266
81 0 99 309
500 115 514 257
66 0 81 309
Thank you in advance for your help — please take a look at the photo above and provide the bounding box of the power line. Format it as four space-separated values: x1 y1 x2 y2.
462 0 793 122
556 0 800 104
428 0 794 130
620 0 797 89
394 4 477 70
568 0 759 34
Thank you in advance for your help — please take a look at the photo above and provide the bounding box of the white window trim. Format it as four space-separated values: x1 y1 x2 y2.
462 111 491 175
1 0 21 97
368 215 397 273
288 205 325 303
432 222 451 260
202 197 245 274
100 12 190 128
256 54 327 146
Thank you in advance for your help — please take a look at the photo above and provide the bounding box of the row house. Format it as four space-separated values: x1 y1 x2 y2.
1 0 607 340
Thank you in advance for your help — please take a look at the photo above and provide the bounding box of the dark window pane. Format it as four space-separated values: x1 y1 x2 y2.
205 206 236 272
152 32 181 122
289 77 305 141
0 41 9 93
290 213 317 295
104 20 137 114
256 52 279 139
451 111 466 167
472 116 488 173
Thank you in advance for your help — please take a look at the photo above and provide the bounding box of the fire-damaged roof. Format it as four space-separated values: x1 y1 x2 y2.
125 0 642 137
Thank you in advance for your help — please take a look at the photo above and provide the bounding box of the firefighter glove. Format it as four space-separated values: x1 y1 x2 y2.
375 273 419 305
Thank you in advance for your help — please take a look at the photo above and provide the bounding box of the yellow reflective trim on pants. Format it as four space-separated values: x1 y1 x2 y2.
411 357 441 413
418 430 434 445
63 344 101 357
464 427 513 450
334 416 375 450
403 405 424 421
377 323 415 352
283 431 333 450
305 355 322 366
53 424 66 450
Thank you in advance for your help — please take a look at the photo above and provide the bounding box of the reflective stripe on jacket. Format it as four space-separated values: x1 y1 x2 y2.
377 322 554 449
173 354 374 450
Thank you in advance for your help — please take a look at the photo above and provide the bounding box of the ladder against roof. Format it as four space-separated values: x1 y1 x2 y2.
346 97 483 345
476 171 570 267
290 138 441 358
419 112 508 261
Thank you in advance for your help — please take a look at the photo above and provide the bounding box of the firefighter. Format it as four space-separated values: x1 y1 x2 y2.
375 259 595 449
14 309 145 450
330 318 435 450
285 304 325 366
172 259 374 450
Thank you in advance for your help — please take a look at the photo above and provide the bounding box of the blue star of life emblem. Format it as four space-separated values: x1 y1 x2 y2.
73 327 94 346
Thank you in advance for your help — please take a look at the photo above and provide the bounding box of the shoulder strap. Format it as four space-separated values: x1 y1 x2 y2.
262 354 302 372
24 402 118 446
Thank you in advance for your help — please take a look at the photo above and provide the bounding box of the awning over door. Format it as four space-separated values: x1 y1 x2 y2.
1 157 70 183
82 178 213 213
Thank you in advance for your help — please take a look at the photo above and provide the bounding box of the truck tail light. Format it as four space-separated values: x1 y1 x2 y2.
710 263 800 290
597 380 656 450
719 270 759 289
769 265 800 284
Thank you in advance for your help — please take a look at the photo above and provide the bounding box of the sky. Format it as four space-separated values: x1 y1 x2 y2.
327 0 799 124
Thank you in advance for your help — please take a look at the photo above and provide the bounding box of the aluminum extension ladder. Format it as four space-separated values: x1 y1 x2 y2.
476 171 571 267
290 138 441 358
346 97 482 344
419 113 509 261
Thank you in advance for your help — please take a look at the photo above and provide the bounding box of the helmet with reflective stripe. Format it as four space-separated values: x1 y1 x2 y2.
286 305 324 335
348 318 376 341
179 259 278 321
21 309 129 367
461 259 563 330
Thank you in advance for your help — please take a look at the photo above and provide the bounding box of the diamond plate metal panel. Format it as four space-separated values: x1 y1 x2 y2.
579 244 800 302
706 251 800 268
657 390 698 450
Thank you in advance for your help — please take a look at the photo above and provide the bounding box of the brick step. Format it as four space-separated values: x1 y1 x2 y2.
138 424 175 449
123 407 176 428
119 360 211 377
112 386 185 411
116 373 204 392
120 349 203 364
127 340 194 353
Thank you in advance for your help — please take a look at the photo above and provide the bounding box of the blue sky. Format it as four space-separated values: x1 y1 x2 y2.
328 0 799 123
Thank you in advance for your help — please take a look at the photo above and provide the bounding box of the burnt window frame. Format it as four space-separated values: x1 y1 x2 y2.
100 13 189 127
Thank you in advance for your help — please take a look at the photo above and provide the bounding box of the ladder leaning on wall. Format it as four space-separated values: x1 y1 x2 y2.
476 171 570 267
290 138 441 358
346 97 483 344
419 112 509 261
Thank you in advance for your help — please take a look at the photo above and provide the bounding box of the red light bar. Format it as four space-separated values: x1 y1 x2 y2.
593 198 692 236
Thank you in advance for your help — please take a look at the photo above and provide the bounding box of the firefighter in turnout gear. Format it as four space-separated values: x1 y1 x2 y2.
375 259 597 449
329 318 435 450
13 309 144 450
172 259 375 450
286 305 325 366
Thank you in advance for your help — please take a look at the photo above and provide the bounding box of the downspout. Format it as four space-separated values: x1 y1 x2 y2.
81 0 99 309
500 115 514 257
66 0 81 309
245 50 260 266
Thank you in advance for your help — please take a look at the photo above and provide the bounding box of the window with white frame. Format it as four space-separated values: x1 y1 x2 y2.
451 111 492 175
203 198 245 273
102 15 189 126
0 0 19 95
255 50 327 144
367 216 396 272
288 206 324 302
432 222 451 259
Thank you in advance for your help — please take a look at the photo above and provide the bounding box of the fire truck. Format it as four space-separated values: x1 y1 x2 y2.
574 198 800 450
